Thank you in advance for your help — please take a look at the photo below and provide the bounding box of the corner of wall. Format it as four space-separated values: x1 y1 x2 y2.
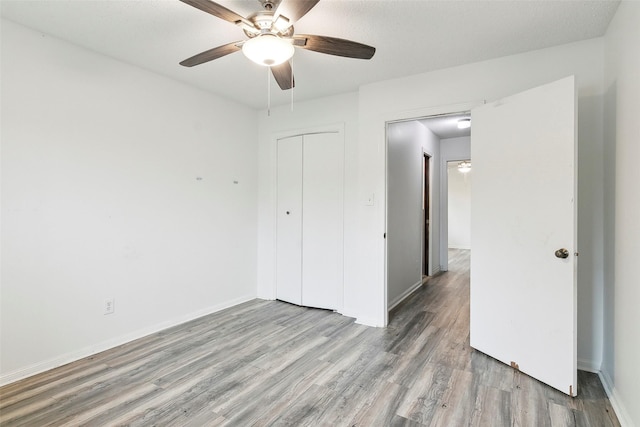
598 369 635 427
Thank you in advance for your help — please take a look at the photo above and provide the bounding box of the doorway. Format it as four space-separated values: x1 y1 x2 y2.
423 153 431 276
385 111 471 313
447 160 472 255
383 78 576 395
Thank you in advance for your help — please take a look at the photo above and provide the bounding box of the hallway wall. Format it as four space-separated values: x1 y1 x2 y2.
602 2 640 425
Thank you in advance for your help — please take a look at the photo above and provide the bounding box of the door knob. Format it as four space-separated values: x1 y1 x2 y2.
555 248 569 259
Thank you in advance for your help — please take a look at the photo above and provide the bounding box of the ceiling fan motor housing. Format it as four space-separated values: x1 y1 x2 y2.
260 0 279 10
242 11 294 38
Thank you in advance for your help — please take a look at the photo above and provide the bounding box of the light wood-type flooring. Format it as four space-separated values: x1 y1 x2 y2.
0 249 620 426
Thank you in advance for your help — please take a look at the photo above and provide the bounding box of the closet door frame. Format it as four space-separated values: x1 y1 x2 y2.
271 123 345 313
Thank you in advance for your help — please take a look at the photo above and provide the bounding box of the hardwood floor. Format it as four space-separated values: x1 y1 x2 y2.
0 249 620 426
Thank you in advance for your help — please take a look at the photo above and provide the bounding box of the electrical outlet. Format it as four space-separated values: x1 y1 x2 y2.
104 298 115 315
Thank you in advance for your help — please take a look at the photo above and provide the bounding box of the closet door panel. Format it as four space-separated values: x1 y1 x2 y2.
302 132 344 310
276 136 303 305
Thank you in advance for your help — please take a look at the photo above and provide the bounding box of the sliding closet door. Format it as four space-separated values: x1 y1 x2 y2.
302 132 344 310
276 136 303 305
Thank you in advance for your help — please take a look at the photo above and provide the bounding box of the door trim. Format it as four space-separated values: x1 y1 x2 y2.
440 156 472 271
270 123 346 312
383 101 483 326
423 153 431 276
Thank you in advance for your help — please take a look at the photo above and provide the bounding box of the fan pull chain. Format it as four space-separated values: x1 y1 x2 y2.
290 57 294 112
267 66 271 117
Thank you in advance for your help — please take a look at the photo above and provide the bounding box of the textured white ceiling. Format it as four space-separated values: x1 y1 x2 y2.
421 113 471 139
1 0 620 109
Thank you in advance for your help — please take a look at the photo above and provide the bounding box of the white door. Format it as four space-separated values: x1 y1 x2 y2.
276 136 303 305
276 132 344 310
302 132 344 310
470 76 577 395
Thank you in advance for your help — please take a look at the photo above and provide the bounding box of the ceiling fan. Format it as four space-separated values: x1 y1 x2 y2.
178 0 376 90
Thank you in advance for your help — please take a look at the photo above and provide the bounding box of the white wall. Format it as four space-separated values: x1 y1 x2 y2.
0 20 259 384
602 2 640 426
447 163 471 250
387 121 423 307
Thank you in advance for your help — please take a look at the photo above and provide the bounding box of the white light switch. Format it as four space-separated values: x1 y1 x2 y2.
365 193 375 206
104 298 115 315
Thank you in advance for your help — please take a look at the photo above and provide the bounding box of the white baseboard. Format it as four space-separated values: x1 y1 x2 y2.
387 280 424 312
354 315 384 328
338 306 384 328
577 358 601 373
598 369 634 427
0 294 255 387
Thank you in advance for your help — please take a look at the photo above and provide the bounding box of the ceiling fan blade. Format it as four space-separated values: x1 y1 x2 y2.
274 0 320 25
179 0 253 27
271 61 295 90
293 35 375 59
180 41 242 67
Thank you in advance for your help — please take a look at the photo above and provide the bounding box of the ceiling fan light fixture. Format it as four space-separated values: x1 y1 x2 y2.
242 34 294 66
458 160 472 173
457 118 471 129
